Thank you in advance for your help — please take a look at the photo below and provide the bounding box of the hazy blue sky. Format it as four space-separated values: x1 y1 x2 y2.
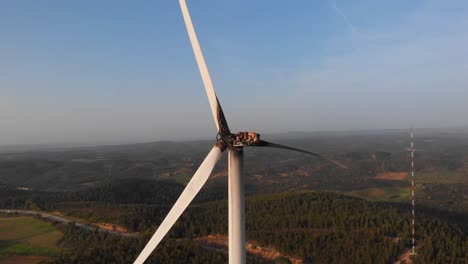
1 0 467 145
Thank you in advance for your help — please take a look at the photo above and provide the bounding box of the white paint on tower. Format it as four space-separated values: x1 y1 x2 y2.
410 128 416 255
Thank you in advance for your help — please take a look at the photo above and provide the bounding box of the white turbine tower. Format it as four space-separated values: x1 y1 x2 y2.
134 1 346 263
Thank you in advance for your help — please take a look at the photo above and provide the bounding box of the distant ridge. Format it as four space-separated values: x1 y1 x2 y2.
1 126 467 153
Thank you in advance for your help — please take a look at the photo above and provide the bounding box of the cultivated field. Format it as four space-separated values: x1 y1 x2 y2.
0 216 62 262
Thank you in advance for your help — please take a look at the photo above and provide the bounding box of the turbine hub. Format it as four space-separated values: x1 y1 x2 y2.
216 133 229 151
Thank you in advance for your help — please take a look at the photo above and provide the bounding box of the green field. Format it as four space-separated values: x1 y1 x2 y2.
417 169 462 184
0 216 62 260
344 184 427 203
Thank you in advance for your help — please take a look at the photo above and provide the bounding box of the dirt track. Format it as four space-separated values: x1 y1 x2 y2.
195 234 303 264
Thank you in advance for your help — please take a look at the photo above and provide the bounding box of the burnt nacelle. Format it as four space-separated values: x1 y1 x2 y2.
230 132 261 147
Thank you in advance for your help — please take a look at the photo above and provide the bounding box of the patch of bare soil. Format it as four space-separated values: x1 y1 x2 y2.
375 172 407 180
93 223 129 233
253 175 264 181
211 170 228 179
0 255 51 264
394 249 413 264
51 211 64 217
195 234 302 264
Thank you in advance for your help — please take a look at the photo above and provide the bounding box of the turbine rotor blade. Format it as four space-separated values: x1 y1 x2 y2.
257 140 347 169
134 145 223 264
179 0 230 134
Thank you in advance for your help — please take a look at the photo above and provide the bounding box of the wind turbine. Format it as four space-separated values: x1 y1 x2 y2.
134 1 346 263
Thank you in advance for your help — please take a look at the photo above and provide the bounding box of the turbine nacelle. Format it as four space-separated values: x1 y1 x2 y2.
231 131 261 147
217 131 262 150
